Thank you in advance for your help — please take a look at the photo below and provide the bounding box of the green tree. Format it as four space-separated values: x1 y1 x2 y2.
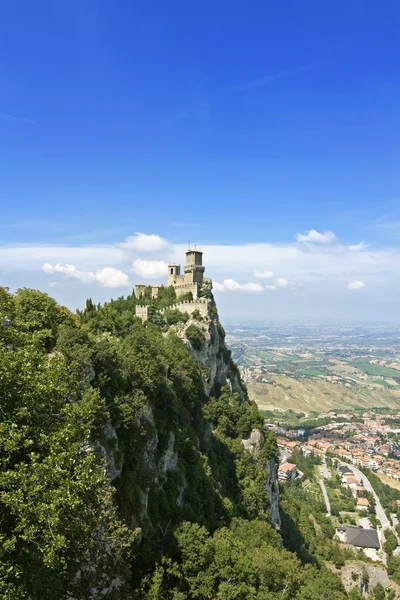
373 582 386 600
185 324 205 350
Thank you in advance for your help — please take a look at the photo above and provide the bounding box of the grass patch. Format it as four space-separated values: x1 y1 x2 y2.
371 379 400 389
375 473 400 492
351 360 400 378
296 368 326 377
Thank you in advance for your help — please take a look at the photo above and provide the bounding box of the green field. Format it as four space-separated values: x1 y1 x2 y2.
371 379 400 389
351 359 400 378
296 368 326 377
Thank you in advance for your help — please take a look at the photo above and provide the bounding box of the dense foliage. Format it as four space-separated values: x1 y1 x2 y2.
0 287 356 599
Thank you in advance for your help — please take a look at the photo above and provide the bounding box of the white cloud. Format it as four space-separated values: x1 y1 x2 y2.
254 270 274 279
42 263 131 288
42 263 85 280
348 241 368 251
91 268 131 288
132 258 168 279
348 280 365 290
48 282 59 287
119 233 169 253
296 229 336 244
276 277 289 288
6 229 400 321
213 279 264 293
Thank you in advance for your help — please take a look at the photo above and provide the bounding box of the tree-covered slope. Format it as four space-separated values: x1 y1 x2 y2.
0 287 349 599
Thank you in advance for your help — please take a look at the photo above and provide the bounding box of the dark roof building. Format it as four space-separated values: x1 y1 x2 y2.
346 527 380 550
339 465 353 476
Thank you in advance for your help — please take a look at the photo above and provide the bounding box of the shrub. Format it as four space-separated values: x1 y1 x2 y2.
186 324 205 351
164 308 189 325
191 309 203 321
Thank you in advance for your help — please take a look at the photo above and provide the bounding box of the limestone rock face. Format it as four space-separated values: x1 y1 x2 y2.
242 428 281 528
172 302 243 398
266 457 281 528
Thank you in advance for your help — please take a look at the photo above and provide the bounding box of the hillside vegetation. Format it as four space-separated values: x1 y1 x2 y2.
0 286 359 599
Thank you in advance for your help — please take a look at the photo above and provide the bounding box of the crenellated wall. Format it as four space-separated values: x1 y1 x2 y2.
135 305 149 321
135 299 209 322
159 299 209 318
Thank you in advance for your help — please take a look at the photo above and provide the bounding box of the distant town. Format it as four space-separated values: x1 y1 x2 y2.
271 409 400 481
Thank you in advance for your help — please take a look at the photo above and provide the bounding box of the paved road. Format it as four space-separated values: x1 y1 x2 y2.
318 478 331 516
347 464 390 529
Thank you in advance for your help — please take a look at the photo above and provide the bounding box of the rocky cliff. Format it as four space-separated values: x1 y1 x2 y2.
111 296 280 544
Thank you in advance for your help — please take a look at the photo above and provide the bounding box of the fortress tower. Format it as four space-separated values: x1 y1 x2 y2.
168 249 205 298
184 249 205 286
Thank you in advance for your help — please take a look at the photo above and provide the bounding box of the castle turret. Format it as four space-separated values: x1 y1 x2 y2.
166 249 208 299
168 264 181 287
184 250 205 288
135 283 146 298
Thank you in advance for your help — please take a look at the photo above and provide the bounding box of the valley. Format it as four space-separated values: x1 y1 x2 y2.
226 322 400 412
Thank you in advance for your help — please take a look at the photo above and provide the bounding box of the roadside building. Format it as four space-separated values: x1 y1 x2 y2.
346 527 380 550
301 446 312 458
278 463 297 482
342 475 359 490
357 497 370 511
339 465 354 477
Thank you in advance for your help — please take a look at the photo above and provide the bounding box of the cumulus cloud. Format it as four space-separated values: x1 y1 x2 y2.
42 263 131 288
296 229 336 244
213 279 264 293
119 233 169 253
132 258 168 279
254 270 274 279
347 280 365 290
92 268 131 288
276 277 289 288
42 263 85 280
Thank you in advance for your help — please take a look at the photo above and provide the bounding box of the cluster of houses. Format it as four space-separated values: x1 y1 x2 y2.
339 464 370 511
270 410 400 481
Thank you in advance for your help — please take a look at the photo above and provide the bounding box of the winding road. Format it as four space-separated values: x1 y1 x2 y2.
318 478 331 516
345 464 390 529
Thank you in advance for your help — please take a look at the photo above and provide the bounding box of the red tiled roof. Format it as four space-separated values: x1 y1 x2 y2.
357 498 369 506
279 462 297 473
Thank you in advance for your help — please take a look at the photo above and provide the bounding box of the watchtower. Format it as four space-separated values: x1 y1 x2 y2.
168 264 181 287
184 249 205 286
135 283 146 298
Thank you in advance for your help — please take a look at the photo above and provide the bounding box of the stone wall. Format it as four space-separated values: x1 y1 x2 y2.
135 305 149 321
160 299 209 318
172 281 200 299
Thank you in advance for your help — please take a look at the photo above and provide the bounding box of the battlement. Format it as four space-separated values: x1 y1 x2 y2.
135 299 210 322
159 298 209 314
135 305 149 321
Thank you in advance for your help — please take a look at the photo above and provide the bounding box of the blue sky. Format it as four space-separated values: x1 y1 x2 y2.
1 1 400 321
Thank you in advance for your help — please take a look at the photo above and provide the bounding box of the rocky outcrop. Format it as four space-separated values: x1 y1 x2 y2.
172 301 243 398
242 429 281 528
266 457 280 528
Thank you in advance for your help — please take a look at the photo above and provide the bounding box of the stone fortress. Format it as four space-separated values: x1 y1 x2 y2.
135 249 212 321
